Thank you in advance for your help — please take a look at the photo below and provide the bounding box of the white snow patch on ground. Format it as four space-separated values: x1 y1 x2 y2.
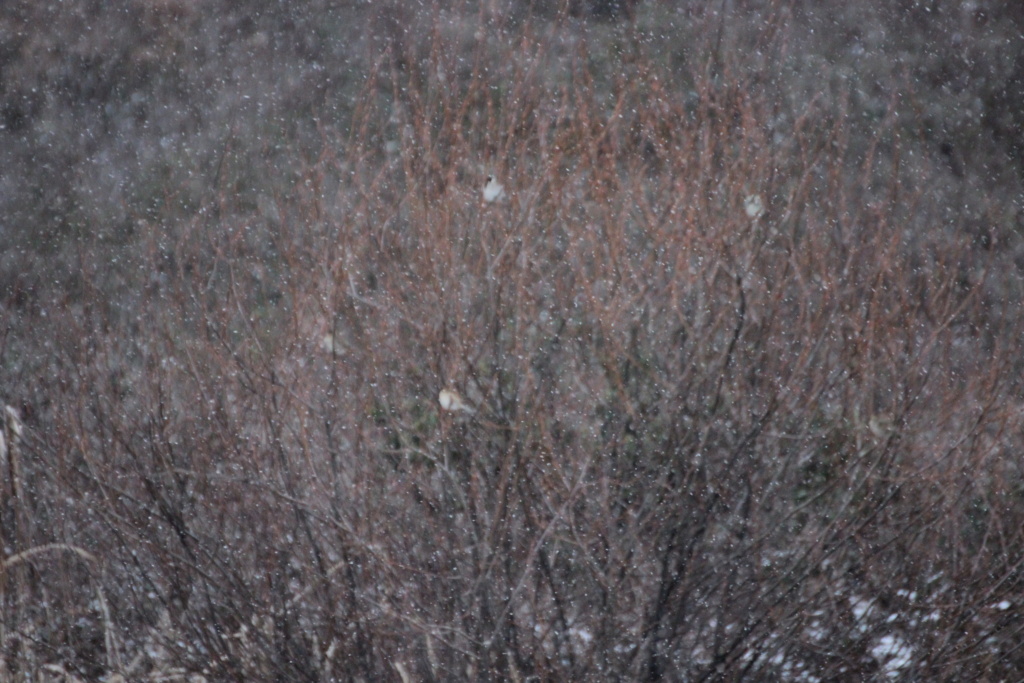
871 634 914 678
850 596 875 627
568 626 593 644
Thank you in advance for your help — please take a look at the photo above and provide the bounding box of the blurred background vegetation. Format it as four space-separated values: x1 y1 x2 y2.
2 1 1022 271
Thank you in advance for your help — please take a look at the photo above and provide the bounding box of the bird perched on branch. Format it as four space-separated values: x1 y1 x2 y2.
482 175 504 203
438 388 475 415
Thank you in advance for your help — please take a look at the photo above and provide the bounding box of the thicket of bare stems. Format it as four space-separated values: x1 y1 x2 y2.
2 3 1024 681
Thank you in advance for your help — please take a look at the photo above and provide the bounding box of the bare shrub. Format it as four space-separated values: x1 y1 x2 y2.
2 1 1024 681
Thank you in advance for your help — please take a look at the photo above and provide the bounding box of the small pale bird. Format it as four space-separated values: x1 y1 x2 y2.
482 175 504 202
868 414 894 439
743 193 765 219
438 388 475 415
